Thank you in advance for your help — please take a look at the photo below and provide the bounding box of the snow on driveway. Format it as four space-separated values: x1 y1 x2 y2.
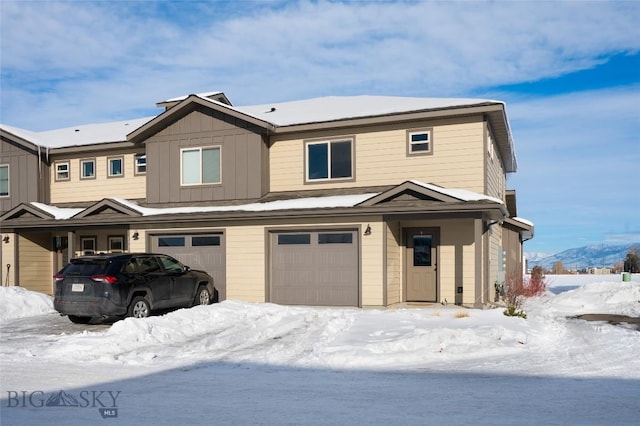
1 275 639 425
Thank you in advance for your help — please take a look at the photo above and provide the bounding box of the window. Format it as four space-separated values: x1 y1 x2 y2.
80 237 96 255
306 138 353 182
413 235 432 266
80 159 96 179
181 147 221 185
318 233 353 244
407 129 433 156
135 154 147 175
108 157 124 177
0 165 8 197
192 236 221 246
158 237 185 247
158 256 185 273
108 236 125 253
278 234 311 245
55 162 70 181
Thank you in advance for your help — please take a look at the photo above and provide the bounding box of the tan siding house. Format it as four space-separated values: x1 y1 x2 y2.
1 92 532 307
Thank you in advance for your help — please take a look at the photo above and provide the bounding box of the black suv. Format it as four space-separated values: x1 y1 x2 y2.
54 253 216 323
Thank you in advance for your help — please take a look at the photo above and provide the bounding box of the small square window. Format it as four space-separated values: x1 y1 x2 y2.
407 129 433 156
80 159 96 179
108 157 124 177
0 165 9 197
108 236 125 253
135 154 147 175
55 162 70 181
81 237 96 255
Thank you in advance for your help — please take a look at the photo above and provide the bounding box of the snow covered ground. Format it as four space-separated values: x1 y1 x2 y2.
1 275 639 425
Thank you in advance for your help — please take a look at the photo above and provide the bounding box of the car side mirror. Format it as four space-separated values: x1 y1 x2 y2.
183 266 191 272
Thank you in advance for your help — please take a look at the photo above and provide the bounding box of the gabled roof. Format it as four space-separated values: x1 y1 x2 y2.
358 180 505 207
2 92 518 171
71 199 143 219
0 202 84 221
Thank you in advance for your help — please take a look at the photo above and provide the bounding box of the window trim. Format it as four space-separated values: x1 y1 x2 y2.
107 156 125 178
80 236 97 255
108 235 125 253
406 128 434 156
304 136 355 183
180 146 222 186
79 158 96 180
134 153 147 175
0 164 9 197
55 161 70 181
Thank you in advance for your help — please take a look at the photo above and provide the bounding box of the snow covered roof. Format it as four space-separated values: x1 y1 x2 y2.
1 117 153 149
231 95 502 127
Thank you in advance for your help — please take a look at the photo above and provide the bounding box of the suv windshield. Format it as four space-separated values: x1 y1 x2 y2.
62 259 110 276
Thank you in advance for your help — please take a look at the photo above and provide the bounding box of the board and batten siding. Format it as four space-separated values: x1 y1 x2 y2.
18 232 52 294
50 150 145 203
1 138 48 213
269 116 486 193
143 106 268 204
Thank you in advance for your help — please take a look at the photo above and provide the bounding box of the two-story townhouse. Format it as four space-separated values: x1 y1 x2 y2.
0 91 533 307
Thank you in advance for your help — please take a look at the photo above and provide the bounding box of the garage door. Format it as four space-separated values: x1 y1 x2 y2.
270 230 359 306
151 233 226 301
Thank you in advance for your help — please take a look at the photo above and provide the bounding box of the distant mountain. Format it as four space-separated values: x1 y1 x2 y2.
527 243 640 270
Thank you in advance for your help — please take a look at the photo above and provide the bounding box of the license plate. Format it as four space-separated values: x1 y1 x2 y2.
71 283 84 292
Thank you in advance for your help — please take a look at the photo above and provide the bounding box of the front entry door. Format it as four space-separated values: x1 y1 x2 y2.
405 228 439 302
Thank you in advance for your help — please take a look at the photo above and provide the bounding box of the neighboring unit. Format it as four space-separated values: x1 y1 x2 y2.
0 91 533 307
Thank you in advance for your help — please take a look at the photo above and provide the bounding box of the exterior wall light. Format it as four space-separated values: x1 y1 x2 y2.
364 225 372 236
132 232 139 240
2 236 9 243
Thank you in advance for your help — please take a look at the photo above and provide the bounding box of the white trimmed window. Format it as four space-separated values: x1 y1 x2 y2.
80 159 96 179
55 161 70 181
108 157 124 177
305 138 353 182
0 165 9 197
407 129 433 156
181 147 221 186
81 237 96 255
108 236 125 253
135 154 147 175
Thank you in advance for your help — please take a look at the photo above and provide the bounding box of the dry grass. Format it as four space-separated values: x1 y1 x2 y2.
454 311 470 319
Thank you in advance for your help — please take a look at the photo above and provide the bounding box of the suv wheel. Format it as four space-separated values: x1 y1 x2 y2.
128 296 151 318
194 287 211 306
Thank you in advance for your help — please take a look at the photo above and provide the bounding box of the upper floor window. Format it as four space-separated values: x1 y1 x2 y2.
80 159 96 179
55 161 70 181
181 147 221 186
108 157 124 178
305 138 353 182
407 128 433 156
0 165 8 197
135 154 147 175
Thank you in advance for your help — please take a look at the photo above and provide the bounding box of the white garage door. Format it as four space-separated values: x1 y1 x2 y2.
270 230 359 306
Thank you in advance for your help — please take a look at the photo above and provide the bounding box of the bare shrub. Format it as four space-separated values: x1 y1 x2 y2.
500 268 547 319
454 311 469 319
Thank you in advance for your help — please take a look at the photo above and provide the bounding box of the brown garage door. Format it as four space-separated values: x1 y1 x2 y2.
150 233 226 301
270 230 359 306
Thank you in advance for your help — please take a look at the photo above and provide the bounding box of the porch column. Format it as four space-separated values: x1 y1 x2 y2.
473 218 484 308
67 231 75 259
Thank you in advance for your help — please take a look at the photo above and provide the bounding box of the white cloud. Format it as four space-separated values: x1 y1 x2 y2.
2 1 640 129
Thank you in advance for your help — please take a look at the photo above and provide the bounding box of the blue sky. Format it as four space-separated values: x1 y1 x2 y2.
1 0 638 255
